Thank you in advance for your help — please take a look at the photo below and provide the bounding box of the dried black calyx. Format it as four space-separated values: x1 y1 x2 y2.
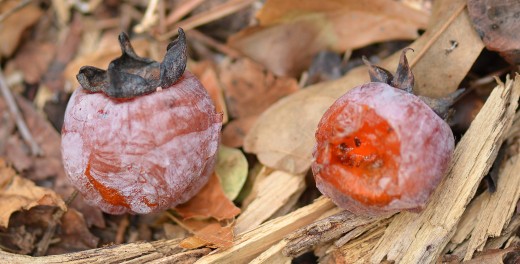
363 48 463 119
77 28 187 99
362 48 414 93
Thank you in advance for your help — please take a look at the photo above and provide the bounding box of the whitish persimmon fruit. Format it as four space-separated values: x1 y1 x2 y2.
312 49 459 216
61 29 222 214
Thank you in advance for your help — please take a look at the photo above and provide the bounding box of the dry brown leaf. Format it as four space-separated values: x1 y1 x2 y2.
220 58 299 119
47 209 100 255
244 0 484 174
222 115 258 148
0 159 66 228
190 61 229 123
179 220 234 249
175 173 241 221
228 0 429 77
0 0 43 58
467 0 520 64
179 235 208 249
194 221 234 249
13 42 55 84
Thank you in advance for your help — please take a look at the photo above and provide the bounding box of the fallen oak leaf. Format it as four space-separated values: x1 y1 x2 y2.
175 173 241 221
0 159 66 228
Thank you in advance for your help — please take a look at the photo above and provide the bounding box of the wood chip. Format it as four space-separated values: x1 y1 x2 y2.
370 76 520 263
196 197 336 263
234 170 306 234
464 148 520 260
249 240 292 264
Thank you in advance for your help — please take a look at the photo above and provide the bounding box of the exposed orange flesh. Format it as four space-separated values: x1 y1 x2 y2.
85 156 130 208
315 104 401 206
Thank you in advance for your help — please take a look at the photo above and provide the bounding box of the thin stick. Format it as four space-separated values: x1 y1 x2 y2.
409 3 466 68
34 190 79 256
133 0 160 33
0 0 34 23
0 67 42 156
158 0 256 41
165 0 206 26
188 29 243 58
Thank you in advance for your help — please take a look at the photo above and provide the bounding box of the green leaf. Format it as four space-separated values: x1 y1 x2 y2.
216 145 248 200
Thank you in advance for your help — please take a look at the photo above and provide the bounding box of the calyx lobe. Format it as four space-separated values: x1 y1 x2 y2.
77 28 187 99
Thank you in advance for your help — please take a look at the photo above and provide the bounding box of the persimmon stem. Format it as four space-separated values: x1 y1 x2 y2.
77 28 187 99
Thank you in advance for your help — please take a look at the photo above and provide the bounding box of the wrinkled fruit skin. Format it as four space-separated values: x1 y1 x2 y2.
62 72 222 214
312 83 454 216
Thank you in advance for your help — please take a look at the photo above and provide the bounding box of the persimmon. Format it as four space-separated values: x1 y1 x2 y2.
61 29 222 214
312 49 457 216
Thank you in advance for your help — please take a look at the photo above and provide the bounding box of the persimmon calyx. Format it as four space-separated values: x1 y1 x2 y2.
76 28 187 99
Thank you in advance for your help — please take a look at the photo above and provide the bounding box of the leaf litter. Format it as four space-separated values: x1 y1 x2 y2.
0 0 519 262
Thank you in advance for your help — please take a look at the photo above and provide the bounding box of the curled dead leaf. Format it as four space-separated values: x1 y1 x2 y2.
0 159 66 228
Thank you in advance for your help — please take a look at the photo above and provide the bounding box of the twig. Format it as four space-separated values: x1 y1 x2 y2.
115 216 130 244
34 190 78 256
0 0 34 23
187 29 243 58
158 0 256 41
409 3 466 68
133 0 160 33
165 0 206 26
0 67 42 156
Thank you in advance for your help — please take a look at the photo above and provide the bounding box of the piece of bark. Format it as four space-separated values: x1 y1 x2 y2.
328 221 389 264
196 196 336 263
282 210 383 258
0 239 193 263
450 193 488 245
485 215 520 250
370 76 520 263
464 140 520 260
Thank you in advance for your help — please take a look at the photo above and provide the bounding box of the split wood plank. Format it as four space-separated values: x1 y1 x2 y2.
249 240 291 264
463 147 520 259
370 76 520 264
196 196 336 264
